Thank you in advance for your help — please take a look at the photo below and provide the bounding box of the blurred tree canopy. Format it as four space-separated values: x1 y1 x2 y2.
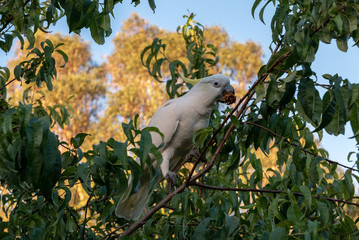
0 0 359 239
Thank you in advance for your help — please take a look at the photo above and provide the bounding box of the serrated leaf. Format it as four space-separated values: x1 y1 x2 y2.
298 78 323 126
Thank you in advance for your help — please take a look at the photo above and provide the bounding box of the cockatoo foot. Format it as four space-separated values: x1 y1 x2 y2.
165 171 177 185
185 149 204 163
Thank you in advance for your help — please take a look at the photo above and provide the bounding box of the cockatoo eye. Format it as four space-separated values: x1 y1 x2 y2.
213 81 220 87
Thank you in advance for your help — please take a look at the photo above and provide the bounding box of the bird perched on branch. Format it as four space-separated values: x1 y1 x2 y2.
115 74 235 220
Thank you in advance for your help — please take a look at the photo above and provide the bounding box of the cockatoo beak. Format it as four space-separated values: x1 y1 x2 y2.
218 84 236 104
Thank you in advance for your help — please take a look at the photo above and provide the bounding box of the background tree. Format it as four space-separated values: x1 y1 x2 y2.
6 32 107 146
0 0 359 239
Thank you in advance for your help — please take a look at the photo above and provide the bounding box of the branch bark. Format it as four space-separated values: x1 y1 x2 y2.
192 182 359 207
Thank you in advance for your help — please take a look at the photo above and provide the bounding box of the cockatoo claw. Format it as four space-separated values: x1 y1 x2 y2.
185 149 205 163
165 171 177 185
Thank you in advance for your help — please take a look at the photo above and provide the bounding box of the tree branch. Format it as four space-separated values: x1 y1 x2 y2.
192 182 359 207
242 121 359 173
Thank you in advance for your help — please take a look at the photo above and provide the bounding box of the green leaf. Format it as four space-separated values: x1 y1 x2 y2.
266 77 281 107
270 226 287 240
71 133 90 148
317 201 329 226
55 49 68 67
254 83 265 104
343 171 355 200
113 140 129 169
333 14 343 34
39 131 61 201
139 129 153 166
26 118 44 186
3 108 16 142
259 0 272 24
193 127 213 148
26 28 35 50
336 39 348 52
299 185 312 207
148 0 156 12
3 34 13 52
279 79 296 107
230 115 240 129
13 30 25 50
14 64 22 80
350 104 359 143
90 15 105 45
314 91 336 132
325 104 345 135
251 0 262 18
298 78 323 126
192 217 214 239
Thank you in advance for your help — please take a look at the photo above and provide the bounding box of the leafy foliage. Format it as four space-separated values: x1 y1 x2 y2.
0 0 359 239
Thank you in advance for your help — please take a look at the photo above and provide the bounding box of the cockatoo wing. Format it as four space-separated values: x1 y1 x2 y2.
147 99 180 149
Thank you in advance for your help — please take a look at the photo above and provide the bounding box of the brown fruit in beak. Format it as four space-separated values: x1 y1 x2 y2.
222 91 236 104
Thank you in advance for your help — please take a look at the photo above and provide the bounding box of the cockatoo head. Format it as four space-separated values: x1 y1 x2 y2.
181 74 236 105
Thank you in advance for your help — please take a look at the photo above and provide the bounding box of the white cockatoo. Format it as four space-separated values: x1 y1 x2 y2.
115 74 235 220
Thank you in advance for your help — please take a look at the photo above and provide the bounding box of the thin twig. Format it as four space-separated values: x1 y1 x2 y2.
192 182 359 207
65 204 81 230
0 78 17 91
101 223 129 240
81 185 96 240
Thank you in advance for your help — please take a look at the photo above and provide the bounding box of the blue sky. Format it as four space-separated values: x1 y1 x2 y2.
1 0 358 167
